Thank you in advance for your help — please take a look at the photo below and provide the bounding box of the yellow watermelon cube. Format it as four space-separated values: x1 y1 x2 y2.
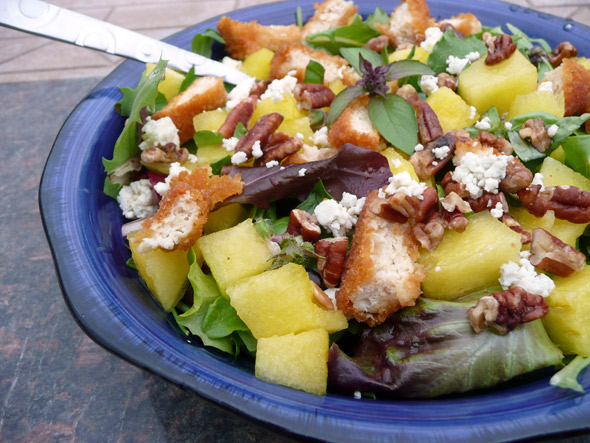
251 94 307 125
507 91 565 120
380 147 420 181
426 87 478 131
388 47 430 64
203 204 248 234
240 48 275 80
145 63 185 101
193 109 228 133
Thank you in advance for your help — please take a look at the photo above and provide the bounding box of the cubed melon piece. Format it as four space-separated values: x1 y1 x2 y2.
255 328 329 395
458 50 537 115
507 91 565 120
511 207 555 234
539 157 590 246
329 79 347 95
388 47 430 64
197 219 273 293
203 204 248 234
240 48 275 80
129 237 189 311
550 146 566 163
426 87 478 131
145 63 185 101
278 116 313 143
226 263 348 338
419 211 521 300
251 94 307 125
380 147 420 181
576 57 590 70
197 144 231 166
543 265 590 356
193 109 228 133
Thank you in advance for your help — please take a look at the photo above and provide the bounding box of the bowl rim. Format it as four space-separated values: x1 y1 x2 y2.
40 1 590 441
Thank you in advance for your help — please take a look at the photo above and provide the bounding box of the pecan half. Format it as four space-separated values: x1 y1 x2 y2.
412 212 446 251
477 131 513 155
261 136 303 165
140 145 188 164
235 112 284 157
265 131 291 149
442 210 469 232
311 281 335 310
409 133 456 180
499 157 533 194
294 83 336 110
484 33 517 65
442 171 470 198
436 73 457 91
518 185 548 217
542 185 590 223
440 191 472 213
547 41 578 68
415 100 444 145
249 80 270 99
501 214 532 244
363 35 390 53
373 186 438 224
287 209 321 242
396 84 419 103
314 237 348 288
467 287 549 334
519 118 552 153
467 191 508 214
529 228 585 277
218 95 256 138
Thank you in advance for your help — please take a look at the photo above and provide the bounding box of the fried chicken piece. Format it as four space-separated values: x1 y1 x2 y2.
543 58 590 117
136 168 243 253
437 13 482 36
153 77 227 145
301 0 358 39
376 0 435 48
217 16 302 60
269 43 359 86
337 190 425 327
328 95 382 151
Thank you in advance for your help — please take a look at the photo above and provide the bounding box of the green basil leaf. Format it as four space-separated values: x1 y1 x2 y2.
194 130 223 147
179 66 196 93
550 355 590 394
385 59 434 81
191 28 225 58
306 16 380 55
328 85 366 123
506 23 533 52
210 155 232 175
427 30 487 74
303 60 326 84
365 7 389 27
508 130 546 162
368 94 418 154
233 121 248 139
405 45 416 60
297 179 334 213
563 135 590 178
341 47 384 74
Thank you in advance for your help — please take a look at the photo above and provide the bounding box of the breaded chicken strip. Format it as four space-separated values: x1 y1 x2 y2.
376 0 434 48
543 58 590 117
328 95 382 151
301 0 358 39
437 13 482 36
337 190 425 327
217 16 302 60
269 43 359 86
153 76 227 145
136 167 243 253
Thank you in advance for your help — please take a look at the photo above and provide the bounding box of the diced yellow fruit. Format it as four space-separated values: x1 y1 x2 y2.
193 109 228 133
388 47 430 64
543 265 590 356
458 50 537 115
278 117 313 142
240 48 275 80
507 91 565 120
140 161 171 175
419 211 521 300
252 94 307 125
203 204 248 234
145 63 185 102
576 57 590 70
550 146 566 163
380 147 420 181
226 263 348 338
329 79 347 95
197 144 231 166
129 237 189 312
255 328 329 395
197 219 273 294
426 87 478 131
511 207 555 233
540 157 590 245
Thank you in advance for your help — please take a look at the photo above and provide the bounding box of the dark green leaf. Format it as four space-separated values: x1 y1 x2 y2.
233 122 248 139
537 59 553 82
385 59 434 81
509 111 558 131
550 355 590 393
427 30 487 74
155 91 168 112
187 249 222 311
176 299 234 354
202 296 249 338
236 330 257 353
179 66 196 93
368 94 418 155
303 60 325 84
340 47 384 74
328 85 366 124
306 16 380 55
405 45 416 60
506 23 533 52
309 109 328 130
552 114 590 148
365 7 389 27
466 106 501 138
126 257 137 271
194 130 223 147
191 28 225 58
210 155 232 175
270 236 322 270
297 180 334 212
272 217 289 236
563 135 590 178
508 130 546 162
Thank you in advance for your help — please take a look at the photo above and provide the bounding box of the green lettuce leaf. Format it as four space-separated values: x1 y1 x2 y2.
297 180 334 213
563 135 590 178
328 297 563 398
427 30 487 74
306 16 381 55
550 355 590 393
303 60 325 84
191 29 225 58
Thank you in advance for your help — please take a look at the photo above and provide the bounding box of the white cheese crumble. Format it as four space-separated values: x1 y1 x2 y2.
312 126 330 147
314 192 366 237
451 152 509 198
296 132 305 140
532 172 545 191
419 74 439 96
336 66 345 80
504 121 513 131
391 158 402 168
225 77 257 110
420 27 444 52
117 179 158 219
499 254 556 297
414 143 424 152
432 145 450 159
139 116 180 151
298 168 307 177
153 162 190 196
187 153 198 164
231 151 248 165
280 166 285 170
384 171 428 198
446 52 479 75
251 140 263 158
222 137 239 152
265 160 279 168
547 124 559 137
469 106 477 121
475 116 492 131
435 266 441 272
490 201 504 218
260 70 298 103
353 391 362 400
537 81 553 93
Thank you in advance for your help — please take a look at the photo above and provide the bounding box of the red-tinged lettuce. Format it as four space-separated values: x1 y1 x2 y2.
224 144 392 209
328 297 563 398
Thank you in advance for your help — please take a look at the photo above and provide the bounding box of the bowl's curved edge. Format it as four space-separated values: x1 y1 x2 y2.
39 1 590 442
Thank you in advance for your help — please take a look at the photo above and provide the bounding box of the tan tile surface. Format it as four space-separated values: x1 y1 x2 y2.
0 0 589 83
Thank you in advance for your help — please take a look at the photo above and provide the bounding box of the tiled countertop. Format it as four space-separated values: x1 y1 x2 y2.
1 0 590 441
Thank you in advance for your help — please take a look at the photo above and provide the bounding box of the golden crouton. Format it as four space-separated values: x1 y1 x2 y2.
437 13 482 36
153 76 227 145
328 95 382 151
543 58 590 117
337 190 425 326
217 16 302 60
269 43 359 86
301 0 358 38
376 0 434 48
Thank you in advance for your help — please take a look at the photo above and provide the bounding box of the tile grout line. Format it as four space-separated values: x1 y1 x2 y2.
0 40 52 67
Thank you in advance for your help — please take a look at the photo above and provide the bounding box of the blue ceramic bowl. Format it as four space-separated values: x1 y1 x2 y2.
40 1 590 441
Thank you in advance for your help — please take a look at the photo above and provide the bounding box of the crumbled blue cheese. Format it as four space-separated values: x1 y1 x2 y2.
117 179 158 219
296 132 305 140
154 162 190 196
419 75 439 96
420 27 443 52
266 160 279 168
537 81 553 93
499 252 555 297
260 70 298 103
314 192 366 237
139 116 180 151
475 116 492 131
504 121 513 131
226 77 257 110
452 152 509 198
298 168 307 177
391 158 402 168
383 171 427 198
469 106 477 121
251 140 263 158
222 137 239 152
435 266 441 272
490 201 504 218
532 172 545 191
432 145 450 159
446 52 479 75
414 143 424 152
231 151 248 165
312 126 330 147
547 124 559 137
353 391 362 400
187 153 198 164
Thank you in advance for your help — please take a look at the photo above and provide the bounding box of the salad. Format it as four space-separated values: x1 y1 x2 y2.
103 0 590 398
